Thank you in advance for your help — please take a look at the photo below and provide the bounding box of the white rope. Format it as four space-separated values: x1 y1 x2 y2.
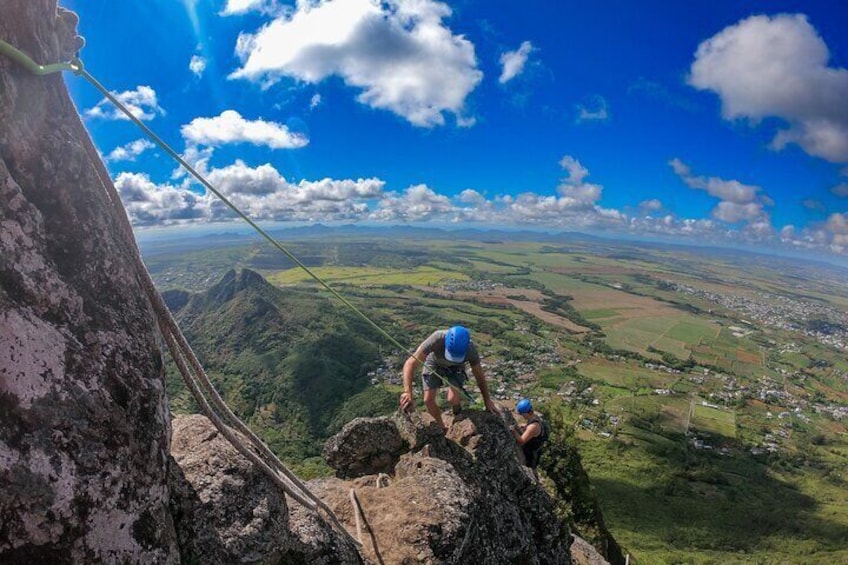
349 489 363 544
79 125 360 548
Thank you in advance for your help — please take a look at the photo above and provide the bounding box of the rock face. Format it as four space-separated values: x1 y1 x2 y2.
318 410 573 564
0 1 178 562
569 535 611 565
169 415 363 564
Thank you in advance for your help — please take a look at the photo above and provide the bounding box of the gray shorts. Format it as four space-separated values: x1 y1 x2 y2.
423 366 467 390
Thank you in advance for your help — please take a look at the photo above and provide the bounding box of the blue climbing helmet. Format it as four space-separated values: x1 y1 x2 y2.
444 325 470 362
516 398 532 414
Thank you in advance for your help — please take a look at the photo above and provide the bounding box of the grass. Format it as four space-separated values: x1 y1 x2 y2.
583 308 621 319
264 265 470 286
691 404 737 438
575 433 848 565
595 314 720 360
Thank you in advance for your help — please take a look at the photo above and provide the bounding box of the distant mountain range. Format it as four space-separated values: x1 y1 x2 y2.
163 269 396 468
138 223 848 272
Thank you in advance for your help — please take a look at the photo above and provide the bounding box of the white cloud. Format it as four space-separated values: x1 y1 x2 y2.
557 156 602 204
826 212 848 234
115 150 848 256
106 139 155 162
576 95 609 123
712 201 766 223
85 86 165 121
115 161 385 225
221 0 285 16
115 172 211 225
831 183 848 197
689 14 848 163
670 158 772 225
499 41 533 84
181 110 309 149
189 55 207 77
669 158 761 204
230 0 482 127
310 93 322 109
638 199 663 213
559 155 589 185
202 160 384 221
371 184 456 222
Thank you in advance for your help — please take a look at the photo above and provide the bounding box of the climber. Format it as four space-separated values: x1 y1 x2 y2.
511 399 549 470
399 325 496 431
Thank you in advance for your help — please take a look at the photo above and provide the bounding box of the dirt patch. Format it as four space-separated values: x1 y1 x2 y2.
735 349 761 365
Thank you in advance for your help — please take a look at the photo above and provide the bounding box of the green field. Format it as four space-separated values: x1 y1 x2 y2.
594 313 721 360
264 265 470 286
691 404 736 438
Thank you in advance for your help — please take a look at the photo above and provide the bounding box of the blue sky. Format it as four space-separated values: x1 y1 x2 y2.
61 0 848 258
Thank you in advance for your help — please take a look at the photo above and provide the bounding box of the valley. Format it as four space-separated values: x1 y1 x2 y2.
144 227 848 564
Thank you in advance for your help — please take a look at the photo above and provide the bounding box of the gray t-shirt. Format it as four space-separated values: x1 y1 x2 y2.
417 330 480 373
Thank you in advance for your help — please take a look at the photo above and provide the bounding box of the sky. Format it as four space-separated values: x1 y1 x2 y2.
60 0 848 260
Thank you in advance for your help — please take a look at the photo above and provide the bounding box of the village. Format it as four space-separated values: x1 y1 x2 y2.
663 279 848 350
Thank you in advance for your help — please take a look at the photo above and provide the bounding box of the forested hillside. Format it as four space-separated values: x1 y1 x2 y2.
164 269 397 472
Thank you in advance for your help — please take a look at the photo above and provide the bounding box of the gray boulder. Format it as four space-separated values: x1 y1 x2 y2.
315 409 572 564
169 414 362 564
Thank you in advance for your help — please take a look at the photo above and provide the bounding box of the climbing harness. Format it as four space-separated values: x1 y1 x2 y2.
1 37 478 546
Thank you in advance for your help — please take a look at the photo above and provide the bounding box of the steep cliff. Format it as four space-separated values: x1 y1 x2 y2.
0 2 360 562
0 1 177 561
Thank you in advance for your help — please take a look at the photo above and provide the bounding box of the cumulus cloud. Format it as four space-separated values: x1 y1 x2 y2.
370 184 457 222
558 156 602 205
826 212 848 234
115 172 211 225
181 110 309 149
712 201 766 223
689 14 848 163
230 0 482 127
499 41 533 84
310 93 322 110
670 158 761 204
85 85 165 121
670 158 772 225
116 161 385 225
106 139 155 162
115 149 848 256
221 0 285 16
576 95 610 123
189 55 207 77
638 199 663 213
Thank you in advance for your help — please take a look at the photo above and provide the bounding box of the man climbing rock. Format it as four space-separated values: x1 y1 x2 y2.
399 325 496 431
511 399 548 470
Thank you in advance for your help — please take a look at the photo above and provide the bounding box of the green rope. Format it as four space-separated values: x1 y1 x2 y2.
0 39 82 75
0 38 475 404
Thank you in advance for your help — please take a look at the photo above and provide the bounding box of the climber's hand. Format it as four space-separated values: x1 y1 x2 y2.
400 392 415 412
